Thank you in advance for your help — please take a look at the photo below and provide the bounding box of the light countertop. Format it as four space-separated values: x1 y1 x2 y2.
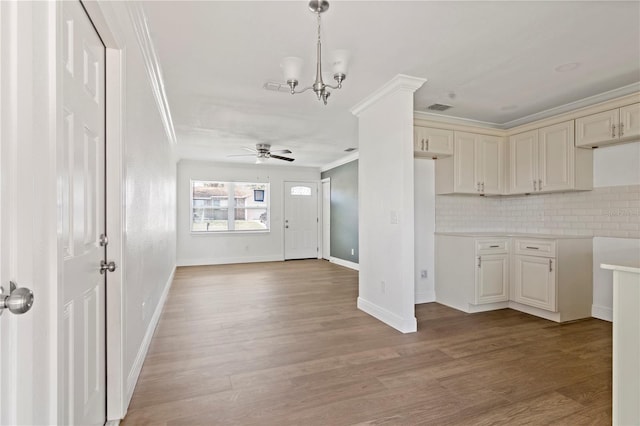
435 232 593 239
601 262 640 274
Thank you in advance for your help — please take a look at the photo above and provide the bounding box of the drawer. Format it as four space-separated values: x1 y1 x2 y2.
514 239 556 257
476 239 509 254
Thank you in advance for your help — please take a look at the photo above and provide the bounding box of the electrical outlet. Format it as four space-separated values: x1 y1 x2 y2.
421 270 428 279
380 281 386 294
351 248 355 256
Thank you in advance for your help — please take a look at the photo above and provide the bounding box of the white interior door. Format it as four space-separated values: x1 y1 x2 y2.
61 1 106 424
284 182 319 260
322 179 330 260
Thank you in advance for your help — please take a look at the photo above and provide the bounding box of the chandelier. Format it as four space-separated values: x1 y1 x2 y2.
280 0 350 106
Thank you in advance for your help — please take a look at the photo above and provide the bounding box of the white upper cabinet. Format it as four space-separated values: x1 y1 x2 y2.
436 131 504 195
509 130 537 193
538 121 575 192
576 103 640 147
414 126 454 158
620 103 640 141
508 120 592 195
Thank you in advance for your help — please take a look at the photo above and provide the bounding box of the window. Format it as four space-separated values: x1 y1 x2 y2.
290 185 312 196
191 180 269 232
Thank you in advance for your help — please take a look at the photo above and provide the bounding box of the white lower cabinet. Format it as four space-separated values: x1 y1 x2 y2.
435 235 510 313
513 254 556 311
435 233 593 322
476 254 509 304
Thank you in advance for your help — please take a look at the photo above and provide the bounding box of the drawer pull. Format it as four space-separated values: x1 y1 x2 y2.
525 246 539 250
489 245 499 248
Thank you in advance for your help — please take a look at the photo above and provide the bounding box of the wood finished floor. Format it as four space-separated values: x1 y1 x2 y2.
121 260 612 426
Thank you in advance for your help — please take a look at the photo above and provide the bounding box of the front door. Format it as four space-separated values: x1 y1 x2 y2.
284 182 318 260
61 1 106 424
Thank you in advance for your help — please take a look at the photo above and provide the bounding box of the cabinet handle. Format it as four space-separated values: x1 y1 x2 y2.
620 122 624 137
612 124 616 138
481 182 485 192
420 139 424 150
533 180 537 191
549 259 553 272
477 256 481 268
538 179 542 191
477 182 480 192
525 246 539 250
426 138 429 151
489 245 499 248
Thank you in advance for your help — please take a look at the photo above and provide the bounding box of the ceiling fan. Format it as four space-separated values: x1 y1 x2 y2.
228 143 295 163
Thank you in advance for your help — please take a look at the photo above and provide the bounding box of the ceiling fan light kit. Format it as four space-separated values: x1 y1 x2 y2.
280 0 349 106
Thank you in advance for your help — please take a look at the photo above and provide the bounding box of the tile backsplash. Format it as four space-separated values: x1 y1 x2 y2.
435 185 640 239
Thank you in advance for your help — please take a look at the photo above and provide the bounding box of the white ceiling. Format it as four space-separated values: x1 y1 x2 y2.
141 1 640 168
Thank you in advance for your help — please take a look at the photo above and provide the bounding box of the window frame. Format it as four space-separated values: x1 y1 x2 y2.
190 180 270 234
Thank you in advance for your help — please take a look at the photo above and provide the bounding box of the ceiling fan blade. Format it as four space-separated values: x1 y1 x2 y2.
270 149 292 154
242 146 258 153
270 154 295 162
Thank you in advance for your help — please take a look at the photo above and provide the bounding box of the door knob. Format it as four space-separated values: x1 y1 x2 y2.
0 282 34 316
100 260 117 274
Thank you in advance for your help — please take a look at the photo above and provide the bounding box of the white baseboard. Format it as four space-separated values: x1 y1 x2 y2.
176 255 283 267
357 297 417 333
126 266 176 406
329 256 359 271
105 420 120 426
415 290 435 304
592 304 613 322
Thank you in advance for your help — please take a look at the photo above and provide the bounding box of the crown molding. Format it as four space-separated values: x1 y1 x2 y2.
320 151 359 172
351 74 427 117
127 2 177 145
502 82 640 129
413 83 640 133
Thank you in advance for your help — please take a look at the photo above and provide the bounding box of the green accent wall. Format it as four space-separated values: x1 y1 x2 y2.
321 160 358 263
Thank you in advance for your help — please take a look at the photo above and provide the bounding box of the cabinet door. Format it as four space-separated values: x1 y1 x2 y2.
509 130 537 194
414 126 454 157
475 254 509 304
453 132 479 193
538 121 574 192
575 108 619 147
477 135 504 194
513 255 557 311
619 103 640 141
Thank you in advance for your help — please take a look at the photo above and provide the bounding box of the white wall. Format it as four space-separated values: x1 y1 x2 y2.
101 1 178 411
414 159 436 303
592 142 640 321
177 160 320 266
353 75 425 333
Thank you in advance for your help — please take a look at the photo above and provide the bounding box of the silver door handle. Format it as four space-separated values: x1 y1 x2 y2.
100 260 117 274
0 281 34 316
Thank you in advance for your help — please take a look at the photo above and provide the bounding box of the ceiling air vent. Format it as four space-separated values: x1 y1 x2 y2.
344 147 356 152
426 103 453 112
